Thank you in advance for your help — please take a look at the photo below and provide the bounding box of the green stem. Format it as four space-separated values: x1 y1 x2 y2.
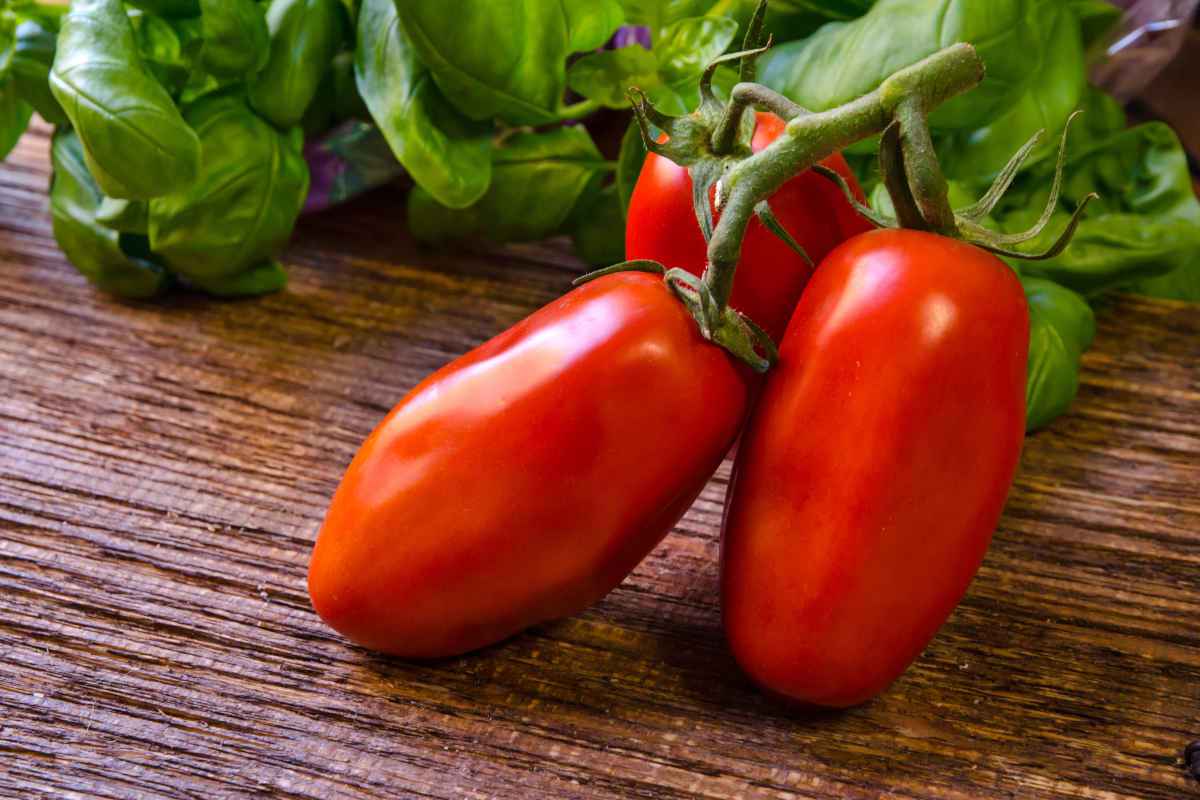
711 84 807 155
733 83 809 121
557 97 603 121
710 95 752 156
895 97 957 235
703 43 984 309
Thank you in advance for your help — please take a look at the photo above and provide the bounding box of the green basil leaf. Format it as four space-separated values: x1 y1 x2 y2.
96 197 150 234
249 0 345 129
49 128 169 298
355 0 490 209
568 15 736 115
409 126 608 244
941 2 1085 183
618 0 714 37
0 79 32 161
192 259 288 297
10 18 67 125
177 18 243 105
567 45 658 109
1023 276 1095 431
0 15 14 81
395 0 575 125
1002 119 1200 295
148 94 308 293
767 0 873 18
654 15 738 85
199 0 269 78
564 0 624 52
761 0 1042 130
50 0 200 199
1132 261 1200 303
1129 245 1200 300
7 3 67 29
616 117 648 218
568 175 626 266
124 0 201 18
131 12 192 94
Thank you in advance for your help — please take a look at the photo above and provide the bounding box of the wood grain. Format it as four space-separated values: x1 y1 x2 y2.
2 123 1199 800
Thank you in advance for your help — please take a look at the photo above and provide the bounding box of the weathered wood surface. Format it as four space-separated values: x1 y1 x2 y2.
2 122 1199 800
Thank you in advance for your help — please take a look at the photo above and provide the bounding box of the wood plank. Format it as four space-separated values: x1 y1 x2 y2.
2 124 1199 799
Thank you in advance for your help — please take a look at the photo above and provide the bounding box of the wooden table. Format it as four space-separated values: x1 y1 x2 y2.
2 124 1199 800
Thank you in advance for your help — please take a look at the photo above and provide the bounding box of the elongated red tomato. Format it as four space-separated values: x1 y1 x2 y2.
626 112 873 341
721 229 1029 707
309 272 752 658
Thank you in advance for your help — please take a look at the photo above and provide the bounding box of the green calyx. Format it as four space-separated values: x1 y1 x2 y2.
574 260 778 373
816 109 1097 260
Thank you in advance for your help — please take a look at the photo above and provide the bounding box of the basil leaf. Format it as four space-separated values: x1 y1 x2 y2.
1024 276 1095 431
199 0 269 78
148 94 308 294
655 16 738 84
564 0 624 52
249 0 345 129
761 0 1043 130
1131 254 1200 302
0 16 15 81
941 1 1085 183
0 79 32 161
395 0 575 125
409 126 608 244
616 117 648 218
190 259 288 297
49 128 169 298
132 12 191 94
618 0 715 37
1002 118 1200 296
568 176 626 266
6 3 67 29
10 18 67 125
767 0 873 18
50 0 200 200
1132 262 1200 302
96 197 149 235
567 45 658 108
568 15 736 115
355 0 490 209
124 0 201 18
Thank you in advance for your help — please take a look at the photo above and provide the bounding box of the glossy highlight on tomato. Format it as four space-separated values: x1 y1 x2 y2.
721 229 1030 708
626 112 873 341
309 272 753 658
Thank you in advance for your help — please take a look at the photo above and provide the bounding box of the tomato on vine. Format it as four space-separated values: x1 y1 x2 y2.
627 112 872 341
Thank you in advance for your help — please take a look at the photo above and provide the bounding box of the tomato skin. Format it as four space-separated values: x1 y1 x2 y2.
626 113 873 342
720 229 1029 708
309 272 752 658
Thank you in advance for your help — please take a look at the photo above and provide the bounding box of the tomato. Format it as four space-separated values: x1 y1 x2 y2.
309 272 753 658
720 229 1029 707
626 112 873 341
